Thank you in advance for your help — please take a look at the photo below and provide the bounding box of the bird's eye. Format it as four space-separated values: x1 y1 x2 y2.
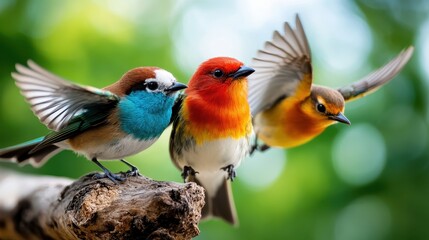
316 103 326 113
146 82 159 91
212 69 224 78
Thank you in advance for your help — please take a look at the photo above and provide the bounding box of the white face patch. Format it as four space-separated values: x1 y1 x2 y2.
142 69 177 93
154 69 176 87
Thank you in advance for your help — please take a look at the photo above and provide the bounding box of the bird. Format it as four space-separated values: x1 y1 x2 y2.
169 57 255 225
0 60 187 183
248 14 414 152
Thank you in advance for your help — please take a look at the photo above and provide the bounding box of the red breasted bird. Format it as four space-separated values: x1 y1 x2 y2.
0 61 187 183
248 15 414 152
169 57 254 225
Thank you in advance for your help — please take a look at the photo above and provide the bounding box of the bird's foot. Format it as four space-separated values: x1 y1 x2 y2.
92 158 125 184
93 171 125 184
181 166 198 182
249 144 257 155
221 164 236 182
249 143 271 155
250 135 259 155
259 144 270 152
125 167 140 177
120 159 141 177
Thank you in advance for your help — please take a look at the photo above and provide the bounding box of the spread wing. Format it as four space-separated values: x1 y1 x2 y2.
12 60 120 131
338 46 414 102
248 14 312 116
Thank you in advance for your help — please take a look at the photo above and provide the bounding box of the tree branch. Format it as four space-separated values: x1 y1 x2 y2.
0 170 205 240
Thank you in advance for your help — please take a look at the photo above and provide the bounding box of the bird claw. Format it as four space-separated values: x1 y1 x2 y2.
221 164 236 181
181 166 198 182
93 171 125 184
125 167 141 177
120 159 141 177
249 145 256 155
259 144 270 152
92 158 126 184
249 143 270 155
249 134 270 156
250 133 271 155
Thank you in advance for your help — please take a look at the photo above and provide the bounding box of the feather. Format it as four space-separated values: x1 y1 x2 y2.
12 60 120 131
248 14 312 116
338 46 414 102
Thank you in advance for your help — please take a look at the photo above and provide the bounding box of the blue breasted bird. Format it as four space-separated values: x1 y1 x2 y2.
169 57 255 225
248 15 414 152
0 60 187 183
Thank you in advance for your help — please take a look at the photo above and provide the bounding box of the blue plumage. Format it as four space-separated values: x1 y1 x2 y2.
0 61 187 183
119 91 176 140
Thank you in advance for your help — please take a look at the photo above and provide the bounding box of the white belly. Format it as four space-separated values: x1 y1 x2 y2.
76 135 158 160
176 137 249 173
175 137 249 198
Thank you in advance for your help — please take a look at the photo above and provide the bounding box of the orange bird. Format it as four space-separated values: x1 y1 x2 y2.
248 15 414 152
170 57 254 225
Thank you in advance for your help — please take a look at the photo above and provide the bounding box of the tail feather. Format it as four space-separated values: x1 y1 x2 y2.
0 138 62 167
196 177 238 226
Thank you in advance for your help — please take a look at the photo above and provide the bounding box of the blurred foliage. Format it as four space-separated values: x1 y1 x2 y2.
0 0 428 240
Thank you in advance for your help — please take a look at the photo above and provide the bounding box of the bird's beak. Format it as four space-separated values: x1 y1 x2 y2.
231 66 255 80
166 82 187 93
329 112 351 125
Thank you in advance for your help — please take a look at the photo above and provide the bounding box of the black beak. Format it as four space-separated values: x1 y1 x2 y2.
329 112 351 125
166 82 187 93
231 66 255 80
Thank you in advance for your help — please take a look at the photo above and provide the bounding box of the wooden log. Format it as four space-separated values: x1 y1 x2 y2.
0 170 205 240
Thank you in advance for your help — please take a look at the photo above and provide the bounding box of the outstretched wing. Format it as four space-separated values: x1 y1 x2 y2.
248 14 312 116
338 46 414 102
12 60 120 131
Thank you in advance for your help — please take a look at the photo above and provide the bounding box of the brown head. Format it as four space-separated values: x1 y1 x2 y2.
104 67 187 97
304 85 351 127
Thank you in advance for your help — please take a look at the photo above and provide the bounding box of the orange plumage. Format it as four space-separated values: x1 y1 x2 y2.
255 85 343 148
248 15 413 152
183 80 251 143
182 57 252 143
169 57 254 225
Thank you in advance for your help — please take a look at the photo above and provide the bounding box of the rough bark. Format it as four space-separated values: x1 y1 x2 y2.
0 170 205 240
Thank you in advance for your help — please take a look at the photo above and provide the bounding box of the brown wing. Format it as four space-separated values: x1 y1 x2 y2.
338 46 414 102
248 14 312 116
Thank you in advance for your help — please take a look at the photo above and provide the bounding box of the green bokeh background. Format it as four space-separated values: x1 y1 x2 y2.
0 1 428 239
